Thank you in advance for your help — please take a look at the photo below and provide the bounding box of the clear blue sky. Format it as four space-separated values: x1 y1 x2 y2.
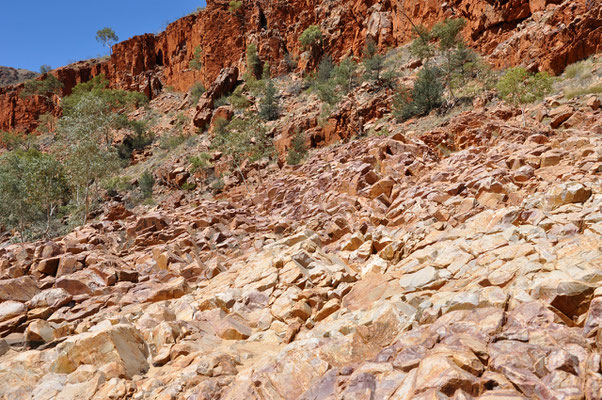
1 1 206 72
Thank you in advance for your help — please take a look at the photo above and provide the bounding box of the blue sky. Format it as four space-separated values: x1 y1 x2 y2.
1 1 206 72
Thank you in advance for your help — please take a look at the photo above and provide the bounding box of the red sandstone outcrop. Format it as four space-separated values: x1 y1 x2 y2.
1 0 600 133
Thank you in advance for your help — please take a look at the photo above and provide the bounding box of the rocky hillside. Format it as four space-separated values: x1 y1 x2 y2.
0 1 601 399
1 0 600 133
0 66 37 87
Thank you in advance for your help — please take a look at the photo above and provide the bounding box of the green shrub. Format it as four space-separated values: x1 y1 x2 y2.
189 46 203 70
0 149 69 240
245 43 261 80
259 79 279 121
496 66 554 124
333 57 359 93
211 114 274 164
20 75 63 104
159 134 186 150
228 1 242 13
564 83 602 99
314 80 340 106
62 74 147 115
190 81 206 104
139 170 154 198
286 131 308 165
103 176 133 196
228 86 251 110
393 66 444 121
317 56 334 82
362 37 385 81
299 25 322 49
117 120 154 160
189 152 212 173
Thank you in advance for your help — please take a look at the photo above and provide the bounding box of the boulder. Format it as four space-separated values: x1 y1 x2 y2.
0 276 40 302
52 324 149 378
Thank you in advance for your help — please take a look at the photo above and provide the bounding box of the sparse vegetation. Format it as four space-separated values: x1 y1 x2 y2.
496 66 554 125
139 170 155 198
363 38 385 82
286 131 308 165
96 27 119 55
20 75 64 104
228 1 243 13
190 81 206 104
189 46 203 70
245 43 261 80
259 79 279 120
299 25 322 49
393 66 444 121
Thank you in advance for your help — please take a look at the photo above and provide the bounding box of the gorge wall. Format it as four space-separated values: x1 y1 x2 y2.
1 0 600 133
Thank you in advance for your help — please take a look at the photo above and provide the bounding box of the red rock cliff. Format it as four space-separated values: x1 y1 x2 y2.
1 0 600 133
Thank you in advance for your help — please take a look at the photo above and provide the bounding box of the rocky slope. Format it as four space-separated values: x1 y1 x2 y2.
0 66 37 87
0 50 601 398
1 0 600 133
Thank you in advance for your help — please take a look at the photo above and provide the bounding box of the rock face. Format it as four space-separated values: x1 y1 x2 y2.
1 0 600 133
0 66 38 87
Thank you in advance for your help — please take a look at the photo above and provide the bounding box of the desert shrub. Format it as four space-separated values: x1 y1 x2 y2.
259 79 279 121
245 43 261 80
190 81 206 104
362 37 385 82
62 74 147 115
317 56 334 82
228 1 242 13
213 96 229 108
333 57 359 93
103 176 133 196
228 86 251 110
497 66 554 124
286 131 308 165
189 152 212 173
20 75 63 104
393 66 444 121
139 170 155 198
211 114 274 164
299 25 322 49
564 83 602 99
189 46 203 70
0 149 69 240
117 120 154 160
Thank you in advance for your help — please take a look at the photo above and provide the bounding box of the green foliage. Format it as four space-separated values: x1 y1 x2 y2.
213 96 229 108
299 25 322 49
139 170 155 198
0 131 36 151
20 75 63 103
62 74 147 115
39 65 52 74
313 80 340 106
393 66 444 121
0 149 69 240
210 177 225 192
409 25 434 60
189 152 212 173
211 114 274 164
190 81 206 104
159 134 186 150
259 79 279 121
56 93 121 224
317 56 334 82
37 112 57 134
103 176 133 196
228 86 251 110
286 131 308 165
362 37 385 81
333 57 359 93
262 62 271 80
117 120 154 160
564 83 602 99
189 46 203 70
96 27 119 54
245 43 261 80
228 0 243 13
496 66 554 106
431 18 466 52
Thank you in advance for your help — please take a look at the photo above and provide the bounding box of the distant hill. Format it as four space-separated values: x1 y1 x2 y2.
0 66 38 87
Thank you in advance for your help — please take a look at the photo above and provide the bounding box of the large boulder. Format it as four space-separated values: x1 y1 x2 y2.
52 324 149 379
